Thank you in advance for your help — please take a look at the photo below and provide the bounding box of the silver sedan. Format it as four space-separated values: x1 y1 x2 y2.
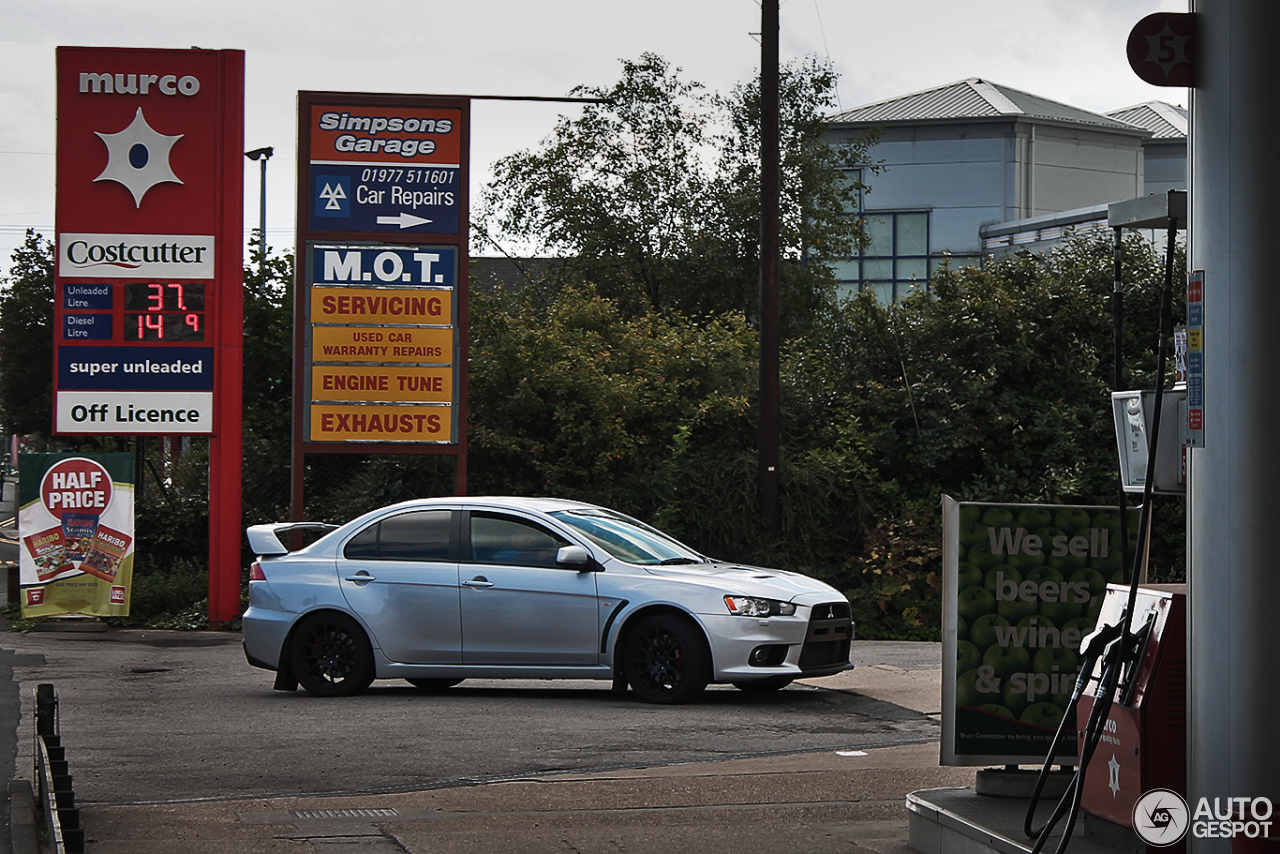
242 497 853 703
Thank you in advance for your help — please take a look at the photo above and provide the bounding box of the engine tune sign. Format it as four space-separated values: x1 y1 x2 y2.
308 104 463 235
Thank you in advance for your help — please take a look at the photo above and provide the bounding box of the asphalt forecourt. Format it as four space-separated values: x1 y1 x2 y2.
1 630 966 853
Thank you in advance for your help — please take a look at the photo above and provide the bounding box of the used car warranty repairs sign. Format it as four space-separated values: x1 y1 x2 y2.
18 453 136 619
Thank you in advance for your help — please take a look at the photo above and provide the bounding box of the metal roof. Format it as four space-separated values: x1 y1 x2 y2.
1106 101 1188 139
828 78 1147 134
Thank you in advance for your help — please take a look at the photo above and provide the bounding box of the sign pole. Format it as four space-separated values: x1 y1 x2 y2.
52 47 246 627
208 50 245 625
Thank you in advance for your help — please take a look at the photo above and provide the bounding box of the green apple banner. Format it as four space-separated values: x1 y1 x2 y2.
940 496 1139 765
17 453 135 619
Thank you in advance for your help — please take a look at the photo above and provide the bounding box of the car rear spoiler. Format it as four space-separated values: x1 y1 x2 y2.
246 522 340 556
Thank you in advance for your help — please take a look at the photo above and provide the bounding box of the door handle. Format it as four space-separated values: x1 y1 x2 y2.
344 571 375 584
462 577 494 589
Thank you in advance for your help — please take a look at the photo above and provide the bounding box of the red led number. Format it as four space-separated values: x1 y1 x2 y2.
138 313 164 339
122 282 205 341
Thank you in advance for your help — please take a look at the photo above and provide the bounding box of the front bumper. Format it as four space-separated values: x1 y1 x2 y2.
703 600 853 682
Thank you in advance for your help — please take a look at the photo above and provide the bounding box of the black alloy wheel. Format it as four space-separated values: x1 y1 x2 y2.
624 613 710 704
290 612 375 697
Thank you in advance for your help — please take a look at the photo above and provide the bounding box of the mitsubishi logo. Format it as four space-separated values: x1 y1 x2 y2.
94 107 183 207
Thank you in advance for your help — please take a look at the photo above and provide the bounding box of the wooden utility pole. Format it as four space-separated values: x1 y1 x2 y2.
759 0 781 541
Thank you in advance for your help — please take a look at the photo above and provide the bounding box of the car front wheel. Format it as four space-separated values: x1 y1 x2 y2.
624 613 710 704
290 613 375 697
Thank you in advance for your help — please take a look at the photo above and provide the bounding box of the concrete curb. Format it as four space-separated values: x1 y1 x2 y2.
9 778 40 854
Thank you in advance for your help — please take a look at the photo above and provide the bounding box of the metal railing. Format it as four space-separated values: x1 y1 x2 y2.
34 683 83 854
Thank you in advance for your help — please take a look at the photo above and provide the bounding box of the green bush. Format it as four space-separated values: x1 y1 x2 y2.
106 558 214 630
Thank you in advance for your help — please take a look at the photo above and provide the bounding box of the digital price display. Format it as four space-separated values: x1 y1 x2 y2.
123 282 206 342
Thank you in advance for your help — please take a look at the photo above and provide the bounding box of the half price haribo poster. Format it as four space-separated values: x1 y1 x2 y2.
18 453 135 618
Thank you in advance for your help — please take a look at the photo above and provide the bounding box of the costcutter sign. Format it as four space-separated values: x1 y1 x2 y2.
53 47 244 435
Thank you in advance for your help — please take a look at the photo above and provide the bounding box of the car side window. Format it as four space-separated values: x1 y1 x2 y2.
343 510 452 561
469 513 569 568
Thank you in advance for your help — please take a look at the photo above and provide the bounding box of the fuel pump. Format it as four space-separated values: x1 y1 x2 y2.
1077 583 1186 850
1020 191 1187 854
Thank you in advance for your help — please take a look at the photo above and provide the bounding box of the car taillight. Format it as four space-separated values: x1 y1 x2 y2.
249 561 266 582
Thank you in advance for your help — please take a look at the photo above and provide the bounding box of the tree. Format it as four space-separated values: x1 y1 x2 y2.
782 232 1186 636
477 53 876 332
708 54 879 330
466 284 758 523
240 248 297 524
793 232 1181 508
0 231 55 439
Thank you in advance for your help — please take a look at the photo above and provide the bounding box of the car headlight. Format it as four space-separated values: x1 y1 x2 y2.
723 595 796 617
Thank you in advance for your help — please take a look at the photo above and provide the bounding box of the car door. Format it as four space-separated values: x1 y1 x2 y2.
460 511 600 666
337 508 461 664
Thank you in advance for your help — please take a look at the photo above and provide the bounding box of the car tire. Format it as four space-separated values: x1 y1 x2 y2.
290 612 375 697
406 678 464 691
623 613 711 704
731 677 793 693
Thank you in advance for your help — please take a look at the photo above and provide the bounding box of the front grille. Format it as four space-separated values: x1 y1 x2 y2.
798 601 853 672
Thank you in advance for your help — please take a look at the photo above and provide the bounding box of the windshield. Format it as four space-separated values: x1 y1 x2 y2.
550 509 704 566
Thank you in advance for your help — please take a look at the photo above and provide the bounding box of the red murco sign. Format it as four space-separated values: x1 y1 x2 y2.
53 47 244 436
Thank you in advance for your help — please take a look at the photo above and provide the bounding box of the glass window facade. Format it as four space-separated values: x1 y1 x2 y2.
831 168 980 303
838 210 931 303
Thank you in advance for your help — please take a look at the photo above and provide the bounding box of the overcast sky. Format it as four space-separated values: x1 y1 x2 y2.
1 0 1186 268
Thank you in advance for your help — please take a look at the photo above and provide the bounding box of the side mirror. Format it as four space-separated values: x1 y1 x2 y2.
557 545 596 570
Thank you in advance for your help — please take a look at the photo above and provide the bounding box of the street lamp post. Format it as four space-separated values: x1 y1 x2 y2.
244 147 273 261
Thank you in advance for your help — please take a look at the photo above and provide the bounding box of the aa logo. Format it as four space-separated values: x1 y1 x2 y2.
1134 788 1190 846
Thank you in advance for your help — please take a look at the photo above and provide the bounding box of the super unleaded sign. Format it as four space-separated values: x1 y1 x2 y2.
54 47 244 434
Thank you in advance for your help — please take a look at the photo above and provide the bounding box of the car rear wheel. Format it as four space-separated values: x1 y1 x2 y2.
290 613 375 697
406 678 464 691
624 613 710 704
